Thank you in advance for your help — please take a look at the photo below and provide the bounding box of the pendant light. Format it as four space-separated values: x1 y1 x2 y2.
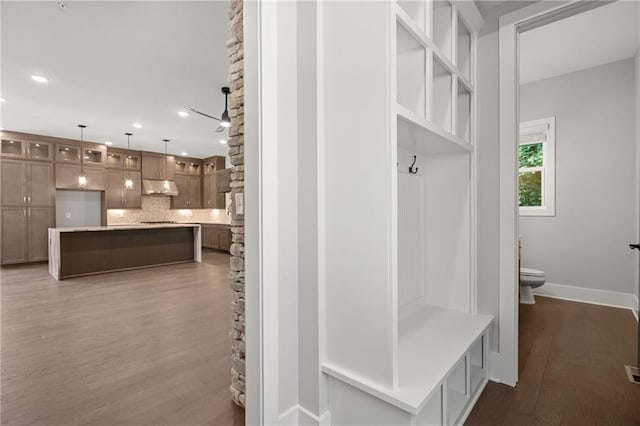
163 139 170 191
220 87 231 128
78 124 87 188
124 133 134 189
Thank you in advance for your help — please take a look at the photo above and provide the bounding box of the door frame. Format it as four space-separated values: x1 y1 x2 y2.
497 0 611 386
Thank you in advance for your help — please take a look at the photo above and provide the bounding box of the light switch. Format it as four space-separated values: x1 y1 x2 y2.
65 212 71 219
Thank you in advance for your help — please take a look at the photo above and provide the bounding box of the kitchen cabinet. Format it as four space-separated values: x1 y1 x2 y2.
82 145 106 167
175 158 202 176
142 153 175 180
1 160 54 206
107 148 141 170
106 170 141 208
1 138 25 158
55 144 81 163
1 138 53 161
1 206 53 264
203 156 226 209
171 174 201 209
25 141 54 161
56 164 106 190
201 224 231 252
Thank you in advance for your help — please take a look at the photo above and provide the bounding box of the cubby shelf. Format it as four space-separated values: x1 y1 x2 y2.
320 0 487 424
395 5 474 93
397 104 473 155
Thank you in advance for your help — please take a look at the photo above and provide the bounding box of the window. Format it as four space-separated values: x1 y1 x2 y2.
519 117 555 216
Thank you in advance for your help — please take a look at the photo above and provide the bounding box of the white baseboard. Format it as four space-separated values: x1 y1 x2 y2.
278 405 299 426
279 405 330 426
488 350 517 387
534 282 636 312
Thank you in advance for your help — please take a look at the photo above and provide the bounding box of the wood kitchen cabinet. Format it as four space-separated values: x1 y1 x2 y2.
1 149 55 265
1 160 54 206
1 206 54 264
1 138 54 161
203 156 226 209
107 148 141 171
171 174 201 209
55 164 106 190
106 170 141 209
142 153 175 180
201 224 232 252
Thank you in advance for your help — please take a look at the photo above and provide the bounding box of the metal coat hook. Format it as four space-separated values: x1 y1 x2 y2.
409 155 418 174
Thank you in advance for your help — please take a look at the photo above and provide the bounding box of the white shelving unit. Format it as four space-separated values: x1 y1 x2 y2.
319 1 490 425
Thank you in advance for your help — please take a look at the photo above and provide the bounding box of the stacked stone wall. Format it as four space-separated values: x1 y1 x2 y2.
227 0 245 407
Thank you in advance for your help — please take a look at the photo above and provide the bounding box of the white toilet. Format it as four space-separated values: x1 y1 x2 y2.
519 267 546 304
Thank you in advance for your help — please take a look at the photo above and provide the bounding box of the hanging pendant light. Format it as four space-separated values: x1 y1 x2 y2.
124 133 134 190
220 87 231 128
78 124 87 188
163 139 170 191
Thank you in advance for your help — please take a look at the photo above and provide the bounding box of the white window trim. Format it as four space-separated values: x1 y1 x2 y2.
519 116 556 216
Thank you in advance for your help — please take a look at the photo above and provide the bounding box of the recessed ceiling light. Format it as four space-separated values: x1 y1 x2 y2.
31 74 49 83
0 97 6 102
219 139 227 144
181 152 188 156
178 111 189 118
105 141 113 145
133 123 143 129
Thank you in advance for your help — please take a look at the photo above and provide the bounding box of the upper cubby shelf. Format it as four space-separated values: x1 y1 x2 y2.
397 104 472 155
395 2 474 92
397 23 426 119
433 0 453 61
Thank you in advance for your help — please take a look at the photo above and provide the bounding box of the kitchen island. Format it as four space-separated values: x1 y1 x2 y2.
48 224 201 280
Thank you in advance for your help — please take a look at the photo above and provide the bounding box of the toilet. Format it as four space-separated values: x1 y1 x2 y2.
519 267 546 304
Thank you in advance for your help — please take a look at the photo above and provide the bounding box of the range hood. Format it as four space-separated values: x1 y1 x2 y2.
142 179 179 196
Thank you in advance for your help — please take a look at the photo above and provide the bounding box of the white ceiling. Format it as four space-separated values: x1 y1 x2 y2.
520 1 639 84
1 1 230 159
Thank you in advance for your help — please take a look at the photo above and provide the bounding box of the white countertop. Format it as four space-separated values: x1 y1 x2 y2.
51 224 201 233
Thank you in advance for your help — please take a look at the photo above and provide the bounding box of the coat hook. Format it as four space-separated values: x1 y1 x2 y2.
409 155 418 174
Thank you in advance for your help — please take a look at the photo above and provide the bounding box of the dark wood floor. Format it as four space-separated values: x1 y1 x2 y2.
1 249 245 426
467 296 640 425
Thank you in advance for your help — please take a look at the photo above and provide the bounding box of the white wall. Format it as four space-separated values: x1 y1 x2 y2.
519 59 636 295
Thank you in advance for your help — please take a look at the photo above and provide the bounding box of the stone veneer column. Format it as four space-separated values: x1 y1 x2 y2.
227 0 246 408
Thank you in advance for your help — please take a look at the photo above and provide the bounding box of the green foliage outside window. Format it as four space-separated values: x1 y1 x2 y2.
519 171 542 206
518 143 543 167
519 143 543 207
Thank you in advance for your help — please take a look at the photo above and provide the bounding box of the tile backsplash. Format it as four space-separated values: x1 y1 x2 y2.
107 195 231 224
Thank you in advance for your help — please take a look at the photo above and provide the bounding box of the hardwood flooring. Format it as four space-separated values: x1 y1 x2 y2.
1 249 245 426
467 296 640 425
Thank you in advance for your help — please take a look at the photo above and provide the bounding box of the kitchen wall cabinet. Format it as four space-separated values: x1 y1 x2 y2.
107 149 141 171
55 144 81 163
106 170 141 209
171 175 201 209
1 138 53 161
175 158 202 176
201 224 231 252
1 160 54 206
1 206 53 264
203 156 226 209
82 145 106 167
55 164 106 190
142 153 175 180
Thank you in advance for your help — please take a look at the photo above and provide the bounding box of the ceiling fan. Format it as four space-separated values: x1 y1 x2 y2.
184 86 231 133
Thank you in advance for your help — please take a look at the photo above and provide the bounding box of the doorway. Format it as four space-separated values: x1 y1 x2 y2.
499 0 640 386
